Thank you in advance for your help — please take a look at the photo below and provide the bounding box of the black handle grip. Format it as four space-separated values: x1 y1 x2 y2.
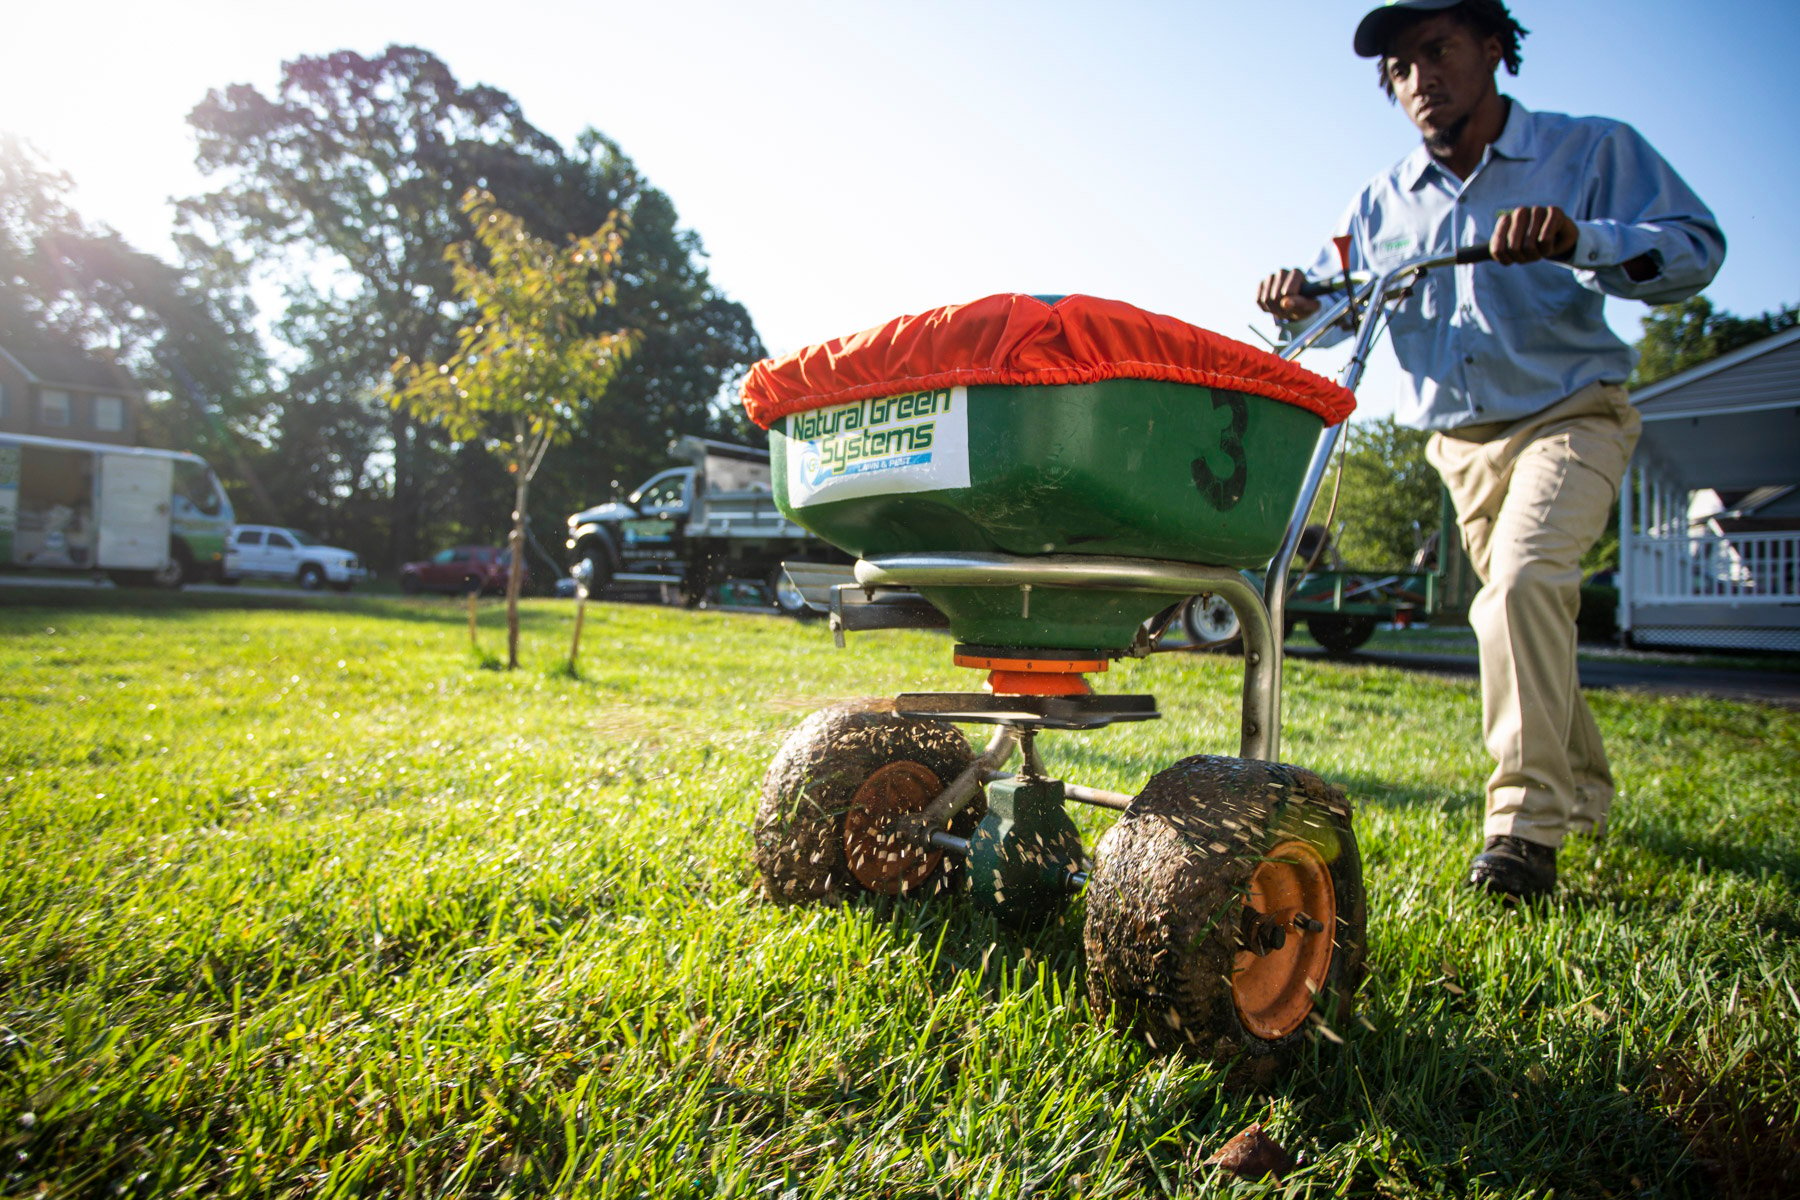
1292 244 1491 299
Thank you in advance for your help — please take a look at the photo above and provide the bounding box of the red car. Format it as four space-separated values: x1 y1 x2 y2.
398 546 526 595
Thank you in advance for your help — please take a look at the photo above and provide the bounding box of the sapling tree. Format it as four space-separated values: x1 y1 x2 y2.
391 188 636 668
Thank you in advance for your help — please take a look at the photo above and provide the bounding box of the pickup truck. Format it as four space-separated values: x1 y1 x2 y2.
223 524 367 591
565 436 845 614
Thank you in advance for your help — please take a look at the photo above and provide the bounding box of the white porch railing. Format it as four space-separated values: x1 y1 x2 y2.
1628 529 1800 603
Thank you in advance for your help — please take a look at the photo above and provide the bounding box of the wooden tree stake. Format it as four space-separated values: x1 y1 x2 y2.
569 583 589 669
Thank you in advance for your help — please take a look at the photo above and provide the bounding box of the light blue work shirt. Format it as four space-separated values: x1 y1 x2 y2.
1292 98 1725 431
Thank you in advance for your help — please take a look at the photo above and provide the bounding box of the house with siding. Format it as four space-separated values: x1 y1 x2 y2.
0 346 145 447
1621 324 1800 652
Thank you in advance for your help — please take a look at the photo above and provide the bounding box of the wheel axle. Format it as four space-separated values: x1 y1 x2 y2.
930 829 1089 893
1241 909 1327 957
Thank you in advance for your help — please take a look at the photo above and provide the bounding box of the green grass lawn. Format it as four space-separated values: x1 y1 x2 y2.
2 592 1795 1198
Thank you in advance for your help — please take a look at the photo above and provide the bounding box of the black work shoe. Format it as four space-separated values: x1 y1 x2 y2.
1467 835 1557 901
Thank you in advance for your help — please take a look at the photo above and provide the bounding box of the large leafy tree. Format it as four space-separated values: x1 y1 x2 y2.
184 47 764 570
0 135 84 349
0 136 271 510
532 136 764 514
184 46 567 560
392 190 637 667
1629 295 1798 389
1308 415 1441 569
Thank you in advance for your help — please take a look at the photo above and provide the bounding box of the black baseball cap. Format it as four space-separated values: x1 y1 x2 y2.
1354 0 1467 57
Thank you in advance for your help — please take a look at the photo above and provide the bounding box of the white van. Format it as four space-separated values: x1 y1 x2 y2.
0 432 234 587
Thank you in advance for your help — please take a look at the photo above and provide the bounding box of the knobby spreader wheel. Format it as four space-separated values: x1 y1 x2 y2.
1083 755 1365 1076
752 701 984 904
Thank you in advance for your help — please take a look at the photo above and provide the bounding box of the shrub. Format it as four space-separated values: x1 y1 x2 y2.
1578 583 1620 643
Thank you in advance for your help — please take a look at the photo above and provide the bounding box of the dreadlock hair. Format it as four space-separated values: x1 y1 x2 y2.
1377 0 1530 99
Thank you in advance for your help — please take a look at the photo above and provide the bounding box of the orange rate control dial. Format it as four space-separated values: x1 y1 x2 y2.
953 649 1108 697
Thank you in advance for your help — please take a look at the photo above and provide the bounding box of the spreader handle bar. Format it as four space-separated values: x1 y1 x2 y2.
1294 242 1493 299
1261 245 1495 757
1297 274 1367 299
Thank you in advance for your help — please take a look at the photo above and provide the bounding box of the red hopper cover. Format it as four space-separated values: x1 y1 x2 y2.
740 293 1354 430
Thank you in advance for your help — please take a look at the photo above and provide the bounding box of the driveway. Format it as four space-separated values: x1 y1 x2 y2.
1289 645 1800 710
0 573 356 601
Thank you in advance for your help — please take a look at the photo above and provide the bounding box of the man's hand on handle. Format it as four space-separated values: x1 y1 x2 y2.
1489 205 1578 265
1256 268 1322 323
1257 206 1625 323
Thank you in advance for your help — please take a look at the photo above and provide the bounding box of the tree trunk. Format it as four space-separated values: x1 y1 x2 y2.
389 410 420 571
506 475 529 670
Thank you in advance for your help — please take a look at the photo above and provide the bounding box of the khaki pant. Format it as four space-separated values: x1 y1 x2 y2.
1425 382 1641 850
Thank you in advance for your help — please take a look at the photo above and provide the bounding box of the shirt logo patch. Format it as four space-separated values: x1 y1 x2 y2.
1376 235 1412 255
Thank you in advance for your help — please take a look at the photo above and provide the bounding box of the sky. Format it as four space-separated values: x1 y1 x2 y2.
3 0 1797 420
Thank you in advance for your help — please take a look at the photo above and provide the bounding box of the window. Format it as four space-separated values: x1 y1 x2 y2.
40 390 70 428
267 532 295 550
433 549 456 564
174 461 223 516
93 396 124 432
633 472 688 510
236 530 264 547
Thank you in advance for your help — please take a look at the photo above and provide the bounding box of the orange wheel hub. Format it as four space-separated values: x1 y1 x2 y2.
1231 839 1337 1040
843 761 945 895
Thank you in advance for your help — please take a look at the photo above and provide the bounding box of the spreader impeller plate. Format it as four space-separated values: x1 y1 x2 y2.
893 692 1159 730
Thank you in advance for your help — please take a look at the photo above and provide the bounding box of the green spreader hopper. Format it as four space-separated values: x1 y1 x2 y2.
769 375 1326 650
746 292 1353 652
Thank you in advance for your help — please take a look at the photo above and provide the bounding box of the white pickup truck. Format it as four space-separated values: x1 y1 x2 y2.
223 524 368 591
